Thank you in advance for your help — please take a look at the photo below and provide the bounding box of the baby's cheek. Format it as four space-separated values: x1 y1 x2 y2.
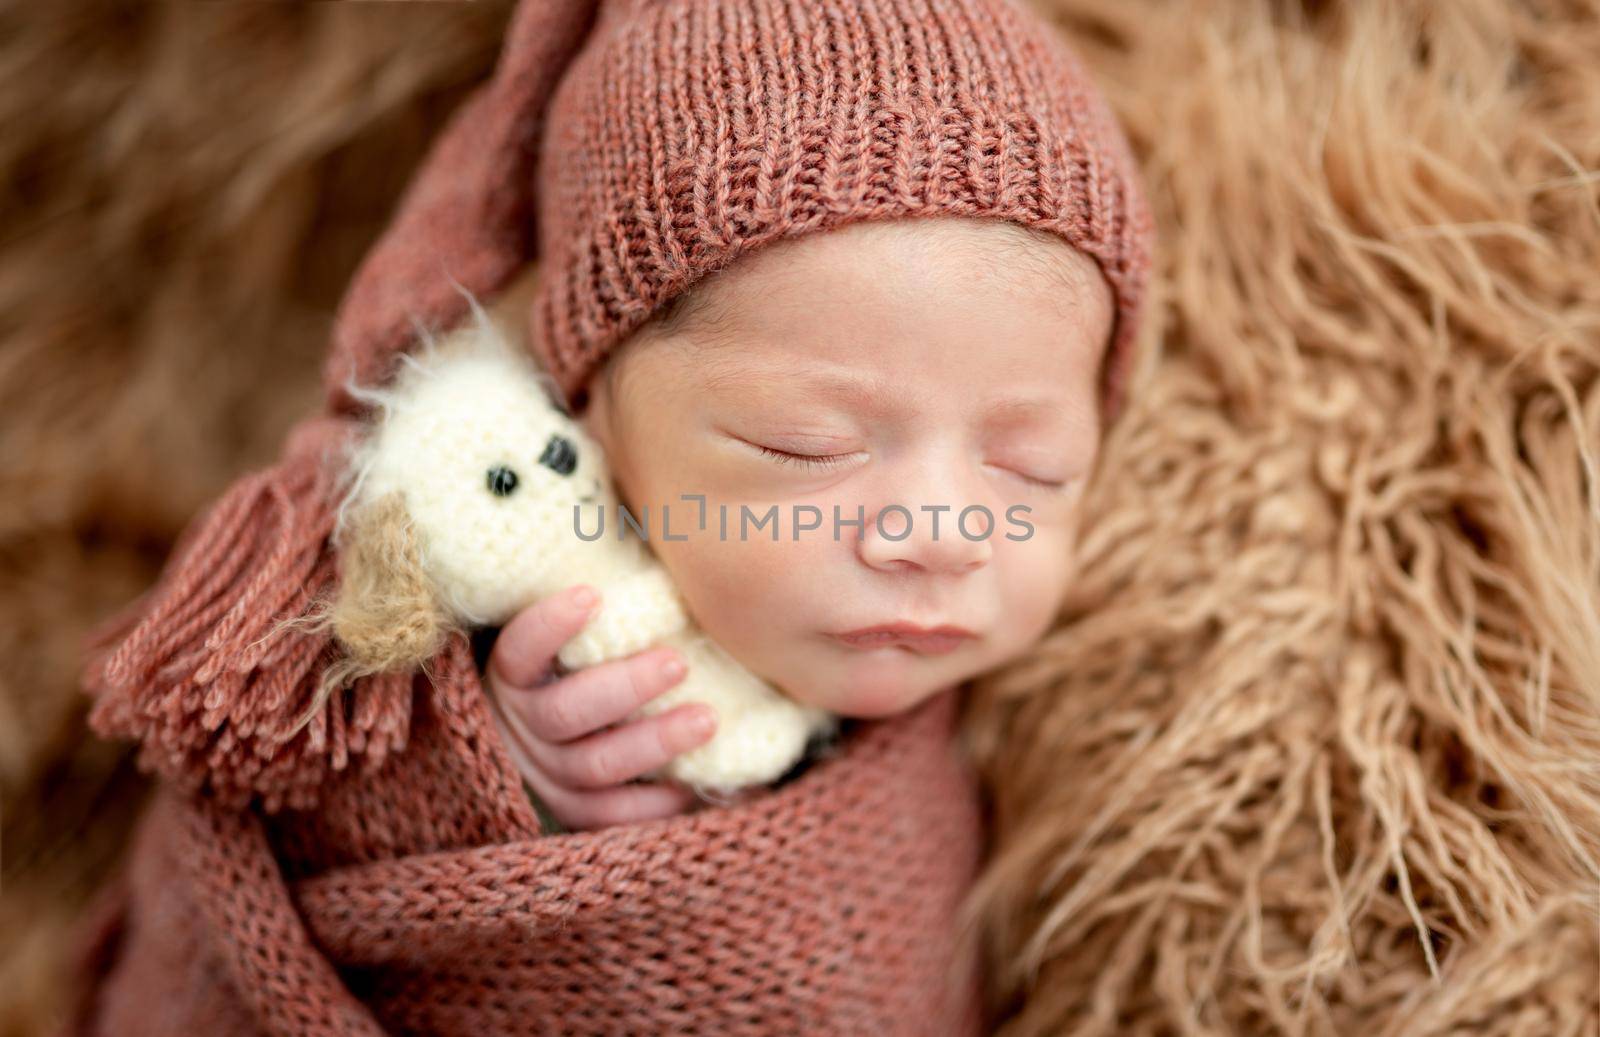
995 534 1075 652
652 528 796 652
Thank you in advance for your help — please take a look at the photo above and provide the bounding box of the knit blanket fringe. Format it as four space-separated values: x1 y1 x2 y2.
79 416 419 812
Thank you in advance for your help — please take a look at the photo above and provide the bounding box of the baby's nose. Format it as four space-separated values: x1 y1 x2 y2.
856 504 994 575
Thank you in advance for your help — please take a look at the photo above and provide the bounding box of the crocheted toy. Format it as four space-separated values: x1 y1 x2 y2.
308 300 837 795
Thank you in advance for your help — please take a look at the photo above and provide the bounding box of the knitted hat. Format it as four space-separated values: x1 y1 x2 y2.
329 0 1154 429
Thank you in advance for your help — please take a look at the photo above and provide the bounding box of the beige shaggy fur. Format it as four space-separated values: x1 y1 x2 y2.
960 1 1600 1033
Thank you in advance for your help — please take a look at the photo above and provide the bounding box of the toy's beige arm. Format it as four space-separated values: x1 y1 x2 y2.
553 565 834 794
552 563 836 793
554 566 690 671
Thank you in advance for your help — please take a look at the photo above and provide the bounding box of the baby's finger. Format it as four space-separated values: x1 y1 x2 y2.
512 647 687 744
527 771 700 832
534 704 718 791
487 585 600 690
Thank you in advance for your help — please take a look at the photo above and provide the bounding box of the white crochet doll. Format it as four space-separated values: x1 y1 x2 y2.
310 302 837 796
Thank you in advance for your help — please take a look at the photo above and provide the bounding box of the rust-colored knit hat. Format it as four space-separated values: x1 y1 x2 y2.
330 0 1154 429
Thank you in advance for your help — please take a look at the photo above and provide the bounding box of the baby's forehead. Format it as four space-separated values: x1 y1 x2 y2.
945 223 1107 301
594 216 1114 428
650 217 1109 343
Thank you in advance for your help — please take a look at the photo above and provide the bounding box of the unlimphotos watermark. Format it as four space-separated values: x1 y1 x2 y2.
571 495 1036 542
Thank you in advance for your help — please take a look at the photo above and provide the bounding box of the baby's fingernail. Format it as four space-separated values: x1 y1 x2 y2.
569 586 598 611
687 706 716 737
661 655 686 682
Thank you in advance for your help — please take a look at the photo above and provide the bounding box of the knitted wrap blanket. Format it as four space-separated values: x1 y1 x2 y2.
72 632 985 1035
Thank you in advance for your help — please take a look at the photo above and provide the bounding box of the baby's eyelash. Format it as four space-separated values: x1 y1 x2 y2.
753 444 852 470
746 439 1075 492
992 464 1077 494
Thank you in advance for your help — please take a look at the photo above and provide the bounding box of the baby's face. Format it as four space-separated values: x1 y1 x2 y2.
578 217 1113 719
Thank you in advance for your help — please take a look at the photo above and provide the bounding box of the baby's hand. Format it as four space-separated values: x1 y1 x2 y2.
482 584 719 832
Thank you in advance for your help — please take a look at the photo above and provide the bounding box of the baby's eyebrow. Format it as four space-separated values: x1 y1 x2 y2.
702 361 1086 430
984 395 1070 421
701 364 908 413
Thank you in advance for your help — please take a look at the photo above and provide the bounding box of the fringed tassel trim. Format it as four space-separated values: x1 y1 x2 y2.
81 416 418 812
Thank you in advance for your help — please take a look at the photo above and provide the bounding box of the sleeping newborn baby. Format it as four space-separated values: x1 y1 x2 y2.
478 215 1116 832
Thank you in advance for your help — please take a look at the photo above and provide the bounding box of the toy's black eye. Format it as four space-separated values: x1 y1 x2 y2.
539 434 578 476
486 465 519 496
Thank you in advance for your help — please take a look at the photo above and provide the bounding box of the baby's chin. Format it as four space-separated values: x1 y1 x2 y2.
765 637 979 719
